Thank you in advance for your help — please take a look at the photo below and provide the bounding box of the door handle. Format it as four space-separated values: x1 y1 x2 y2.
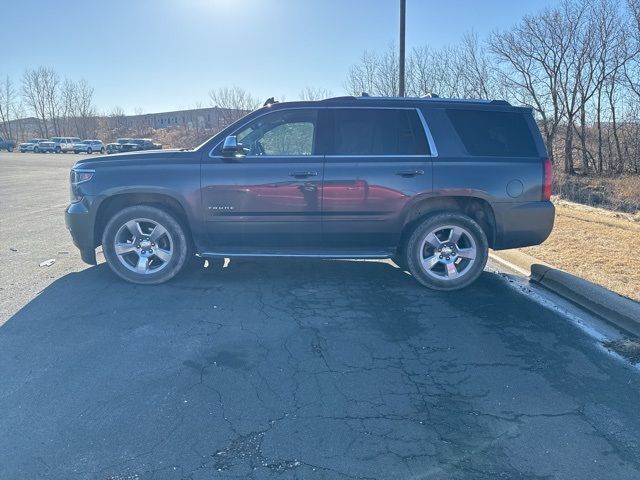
395 169 425 177
289 171 318 178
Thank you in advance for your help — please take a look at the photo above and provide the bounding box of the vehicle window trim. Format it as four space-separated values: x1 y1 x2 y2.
208 105 439 159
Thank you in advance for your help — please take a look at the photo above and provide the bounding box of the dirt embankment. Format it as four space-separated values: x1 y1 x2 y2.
521 200 640 302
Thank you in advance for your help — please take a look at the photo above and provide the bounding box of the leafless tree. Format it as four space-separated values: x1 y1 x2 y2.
209 86 260 125
299 87 333 100
0 75 16 139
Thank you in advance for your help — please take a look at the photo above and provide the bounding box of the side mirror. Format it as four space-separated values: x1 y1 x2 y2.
222 135 244 156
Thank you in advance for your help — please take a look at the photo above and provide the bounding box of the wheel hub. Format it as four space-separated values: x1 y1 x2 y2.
439 243 457 263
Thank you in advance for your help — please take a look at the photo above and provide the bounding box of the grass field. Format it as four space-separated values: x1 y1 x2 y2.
522 199 640 302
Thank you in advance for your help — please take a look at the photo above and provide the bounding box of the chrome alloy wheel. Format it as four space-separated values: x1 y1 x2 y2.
419 225 477 280
113 218 173 274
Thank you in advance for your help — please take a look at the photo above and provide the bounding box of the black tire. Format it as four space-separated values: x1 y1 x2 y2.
100 147 105 154
404 212 488 291
102 205 190 285
74 151 79 154
33 146 39 153
8 146 13 152
87 147 92 154
55 146 61 153
20 149 25 153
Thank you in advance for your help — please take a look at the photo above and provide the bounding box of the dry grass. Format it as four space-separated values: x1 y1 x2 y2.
553 173 640 213
521 201 640 302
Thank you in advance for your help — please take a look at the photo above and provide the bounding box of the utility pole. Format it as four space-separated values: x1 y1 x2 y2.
399 0 406 97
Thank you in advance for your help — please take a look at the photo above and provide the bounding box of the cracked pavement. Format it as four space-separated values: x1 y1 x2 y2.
1 153 640 479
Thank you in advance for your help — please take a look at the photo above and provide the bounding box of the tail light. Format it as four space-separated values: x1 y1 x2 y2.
543 158 552 201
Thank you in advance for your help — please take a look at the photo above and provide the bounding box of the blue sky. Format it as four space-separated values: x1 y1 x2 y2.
2 0 557 114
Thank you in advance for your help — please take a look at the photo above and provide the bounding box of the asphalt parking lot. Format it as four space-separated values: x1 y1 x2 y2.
1 152 640 479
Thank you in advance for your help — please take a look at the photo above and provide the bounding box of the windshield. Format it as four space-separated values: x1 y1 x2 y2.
116 138 131 144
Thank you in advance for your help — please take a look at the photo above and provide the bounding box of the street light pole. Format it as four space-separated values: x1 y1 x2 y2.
399 0 406 97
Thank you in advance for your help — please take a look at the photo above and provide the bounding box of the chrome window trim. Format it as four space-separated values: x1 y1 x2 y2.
208 105 440 159
415 108 438 158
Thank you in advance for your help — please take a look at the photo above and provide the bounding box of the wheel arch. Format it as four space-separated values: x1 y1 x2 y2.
399 195 497 250
94 192 194 249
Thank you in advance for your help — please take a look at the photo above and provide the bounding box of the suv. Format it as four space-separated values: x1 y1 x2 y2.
73 139 105 154
19 138 47 152
51 137 81 153
65 96 554 290
0 136 16 152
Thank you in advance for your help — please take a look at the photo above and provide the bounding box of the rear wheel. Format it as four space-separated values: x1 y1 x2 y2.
404 212 488 291
102 205 190 285
100 147 105 154
33 146 39 153
55 146 61 153
8 146 13 152
87 147 92 154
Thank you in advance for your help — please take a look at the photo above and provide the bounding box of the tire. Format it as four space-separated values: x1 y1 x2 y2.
33 146 39 153
20 150 25 153
55 146 61 153
100 147 105 154
8 146 13 152
404 212 488 291
74 151 79 154
87 147 92 154
102 205 190 285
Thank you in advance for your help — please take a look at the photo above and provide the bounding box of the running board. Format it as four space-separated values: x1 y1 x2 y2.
199 251 393 259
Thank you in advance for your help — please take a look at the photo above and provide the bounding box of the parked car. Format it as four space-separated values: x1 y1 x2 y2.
106 138 132 154
73 140 105 154
65 95 554 289
0 136 16 152
50 137 81 153
19 138 48 152
130 138 162 151
117 138 162 153
35 140 56 153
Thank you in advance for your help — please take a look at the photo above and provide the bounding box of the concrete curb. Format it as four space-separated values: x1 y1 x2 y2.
490 250 640 338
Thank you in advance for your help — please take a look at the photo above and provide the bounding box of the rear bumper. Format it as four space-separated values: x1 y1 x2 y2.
492 201 555 250
65 200 97 265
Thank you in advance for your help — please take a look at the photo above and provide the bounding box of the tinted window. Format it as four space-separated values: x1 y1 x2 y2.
446 109 538 157
234 109 317 156
331 108 429 156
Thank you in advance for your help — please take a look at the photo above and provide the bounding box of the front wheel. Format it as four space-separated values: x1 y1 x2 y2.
33 146 39 153
100 147 105 154
8 146 13 152
55 146 61 153
404 213 488 291
102 205 190 285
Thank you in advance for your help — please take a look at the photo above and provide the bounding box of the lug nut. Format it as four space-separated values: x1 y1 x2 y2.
149 249 153 253
141 250 146 254
446 256 450 260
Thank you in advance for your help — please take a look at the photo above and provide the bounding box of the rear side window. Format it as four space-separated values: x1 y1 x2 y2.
446 109 538 157
331 108 429 156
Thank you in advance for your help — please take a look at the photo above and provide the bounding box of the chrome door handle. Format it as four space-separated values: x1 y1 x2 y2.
395 169 425 177
289 171 318 178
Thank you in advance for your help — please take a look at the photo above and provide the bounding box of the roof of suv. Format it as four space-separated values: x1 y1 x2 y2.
262 95 529 112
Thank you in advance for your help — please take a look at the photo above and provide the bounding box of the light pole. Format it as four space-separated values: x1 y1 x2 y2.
399 0 406 97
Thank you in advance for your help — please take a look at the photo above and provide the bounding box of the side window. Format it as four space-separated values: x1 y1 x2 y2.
233 109 317 156
331 108 429 156
446 109 538 157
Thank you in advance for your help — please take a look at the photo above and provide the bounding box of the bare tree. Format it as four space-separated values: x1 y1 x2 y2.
0 75 16 139
22 67 49 137
299 87 333 100
209 86 260 125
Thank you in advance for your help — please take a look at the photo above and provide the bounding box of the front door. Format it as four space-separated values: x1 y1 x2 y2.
201 108 323 251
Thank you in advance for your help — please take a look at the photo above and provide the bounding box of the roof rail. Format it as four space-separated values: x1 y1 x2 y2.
320 96 357 102
490 99 511 106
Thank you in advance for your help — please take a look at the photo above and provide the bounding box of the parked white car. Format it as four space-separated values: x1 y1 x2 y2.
19 138 47 152
51 137 81 153
35 140 56 153
73 139 105 154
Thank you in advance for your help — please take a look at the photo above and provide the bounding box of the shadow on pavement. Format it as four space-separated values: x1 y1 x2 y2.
1 259 639 479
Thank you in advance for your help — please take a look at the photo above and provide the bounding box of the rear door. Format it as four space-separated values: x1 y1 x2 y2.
322 107 434 250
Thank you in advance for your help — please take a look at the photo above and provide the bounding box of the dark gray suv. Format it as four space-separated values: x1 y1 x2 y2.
65 96 554 290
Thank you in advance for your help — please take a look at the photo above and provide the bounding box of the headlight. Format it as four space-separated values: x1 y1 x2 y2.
70 168 94 202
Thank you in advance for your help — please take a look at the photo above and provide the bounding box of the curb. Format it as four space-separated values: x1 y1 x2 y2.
490 250 640 338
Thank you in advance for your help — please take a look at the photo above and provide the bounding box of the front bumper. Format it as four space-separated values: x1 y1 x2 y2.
492 201 555 250
65 200 97 264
